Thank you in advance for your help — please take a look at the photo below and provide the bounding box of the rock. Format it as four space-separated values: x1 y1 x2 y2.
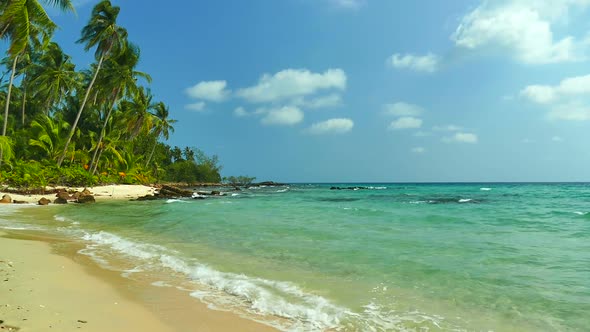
211 190 221 196
0 194 11 203
77 195 95 204
233 186 242 191
135 195 159 201
159 185 193 198
81 188 92 196
38 197 50 205
56 191 71 200
53 197 68 204
71 191 81 199
12 200 27 204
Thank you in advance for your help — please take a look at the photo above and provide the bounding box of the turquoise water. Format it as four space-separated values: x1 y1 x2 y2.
2 183 590 331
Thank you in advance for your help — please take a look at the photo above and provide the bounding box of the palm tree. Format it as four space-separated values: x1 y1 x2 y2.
28 113 71 161
0 0 74 165
57 0 127 167
30 42 80 114
145 102 176 167
89 42 151 172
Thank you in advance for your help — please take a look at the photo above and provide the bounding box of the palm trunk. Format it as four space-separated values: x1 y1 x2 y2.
89 89 119 173
91 148 104 175
57 54 105 167
21 83 26 127
145 138 157 168
0 55 19 167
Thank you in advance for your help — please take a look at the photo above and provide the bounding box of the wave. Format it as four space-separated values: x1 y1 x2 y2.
166 199 189 204
480 188 492 191
74 230 453 331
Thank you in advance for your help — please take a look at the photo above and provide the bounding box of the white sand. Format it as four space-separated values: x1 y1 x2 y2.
0 184 156 204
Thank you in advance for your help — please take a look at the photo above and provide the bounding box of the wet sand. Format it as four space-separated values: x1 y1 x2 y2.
0 231 277 332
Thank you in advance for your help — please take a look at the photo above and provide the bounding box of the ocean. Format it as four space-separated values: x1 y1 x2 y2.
1 183 589 331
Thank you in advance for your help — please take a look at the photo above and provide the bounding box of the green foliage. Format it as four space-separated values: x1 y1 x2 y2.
223 175 256 186
0 1 228 189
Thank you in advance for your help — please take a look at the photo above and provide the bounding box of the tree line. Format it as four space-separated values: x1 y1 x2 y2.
0 0 223 188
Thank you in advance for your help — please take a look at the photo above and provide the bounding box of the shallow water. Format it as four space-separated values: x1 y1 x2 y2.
2 183 589 331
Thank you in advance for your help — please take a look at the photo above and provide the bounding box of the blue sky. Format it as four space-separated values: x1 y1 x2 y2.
49 0 590 182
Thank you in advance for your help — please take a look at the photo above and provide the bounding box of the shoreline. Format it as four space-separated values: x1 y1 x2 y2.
0 184 158 204
0 230 278 331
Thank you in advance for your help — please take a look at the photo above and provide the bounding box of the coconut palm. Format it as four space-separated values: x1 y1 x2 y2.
30 42 81 114
0 0 73 165
28 113 71 161
58 0 127 167
89 42 151 172
145 102 176 167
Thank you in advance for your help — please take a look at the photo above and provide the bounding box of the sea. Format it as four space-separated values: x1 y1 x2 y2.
1 183 589 331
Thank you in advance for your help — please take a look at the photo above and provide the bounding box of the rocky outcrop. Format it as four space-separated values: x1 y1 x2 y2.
54 197 68 204
0 194 11 203
77 194 96 204
158 185 193 198
38 197 50 205
12 200 27 204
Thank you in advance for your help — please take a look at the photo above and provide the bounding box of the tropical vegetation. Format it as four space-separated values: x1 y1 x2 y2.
0 0 223 189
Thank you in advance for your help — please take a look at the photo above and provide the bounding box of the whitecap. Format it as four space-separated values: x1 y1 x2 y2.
480 188 492 191
574 211 586 215
166 199 188 204
458 199 473 203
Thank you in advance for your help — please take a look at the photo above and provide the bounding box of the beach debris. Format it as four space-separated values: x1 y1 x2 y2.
0 194 12 203
77 320 87 324
12 200 27 204
38 197 51 206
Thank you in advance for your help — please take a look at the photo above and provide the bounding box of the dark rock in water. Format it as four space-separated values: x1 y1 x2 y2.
53 197 68 204
252 181 287 186
56 191 71 201
211 190 221 196
77 195 95 204
135 195 159 201
233 186 242 191
0 194 11 203
12 200 27 204
159 185 193 198
38 197 50 205
329 186 368 191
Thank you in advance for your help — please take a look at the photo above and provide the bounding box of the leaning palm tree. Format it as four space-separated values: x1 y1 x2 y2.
145 102 176 167
89 42 151 172
57 0 127 167
0 0 73 165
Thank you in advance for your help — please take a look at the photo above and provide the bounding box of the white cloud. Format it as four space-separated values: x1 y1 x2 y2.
521 74 590 121
547 102 590 121
237 69 346 103
185 102 206 112
443 132 478 144
329 0 365 9
552 135 564 142
412 147 426 153
185 81 230 102
452 0 589 64
234 107 249 117
433 124 463 131
522 74 590 104
294 94 343 109
260 106 304 126
388 117 423 130
383 102 424 116
306 118 354 135
387 53 440 73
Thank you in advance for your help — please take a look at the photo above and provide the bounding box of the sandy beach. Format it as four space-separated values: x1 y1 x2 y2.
0 184 158 204
0 196 279 332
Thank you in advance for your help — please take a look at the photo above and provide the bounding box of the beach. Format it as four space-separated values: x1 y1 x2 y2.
0 185 278 332
0 184 159 204
1 183 589 331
